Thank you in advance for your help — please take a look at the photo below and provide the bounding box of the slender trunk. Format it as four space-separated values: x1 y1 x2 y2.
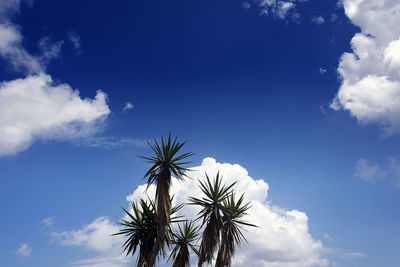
155 167 171 257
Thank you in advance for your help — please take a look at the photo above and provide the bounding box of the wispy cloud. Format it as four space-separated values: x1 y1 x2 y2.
16 243 32 259
340 252 368 259
312 16 325 25
355 158 387 184
41 217 54 228
354 157 400 187
74 136 148 150
242 1 251 9
68 31 81 54
122 102 134 111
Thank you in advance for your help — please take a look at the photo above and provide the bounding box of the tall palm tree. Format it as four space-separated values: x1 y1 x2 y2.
169 220 200 267
114 198 183 267
189 172 236 267
215 193 256 267
139 135 193 258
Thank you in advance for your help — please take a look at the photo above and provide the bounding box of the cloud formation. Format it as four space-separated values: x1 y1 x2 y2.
354 157 400 187
52 158 328 267
257 0 303 20
123 102 134 111
0 0 111 156
16 242 32 259
355 158 387 183
331 0 400 135
312 16 325 25
0 74 110 156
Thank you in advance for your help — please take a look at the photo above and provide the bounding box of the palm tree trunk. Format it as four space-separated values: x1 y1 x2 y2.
155 167 172 256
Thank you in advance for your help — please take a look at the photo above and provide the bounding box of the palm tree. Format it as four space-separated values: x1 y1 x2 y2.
215 193 256 267
169 220 200 267
139 135 193 257
189 172 236 267
114 198 183 267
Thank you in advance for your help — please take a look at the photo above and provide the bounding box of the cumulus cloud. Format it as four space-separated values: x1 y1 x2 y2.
54 158 328 267
312 16 325 25
16 242 32 259
0 1 111 156
0 74 110 156
319 67 327 74
331 0 400 135
51 217 121 252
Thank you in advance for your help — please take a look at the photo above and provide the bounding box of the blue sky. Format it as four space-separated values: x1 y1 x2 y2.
1 0 400 266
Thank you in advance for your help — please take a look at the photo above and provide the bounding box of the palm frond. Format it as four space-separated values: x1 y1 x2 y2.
114 198 185 267
169 220 200 267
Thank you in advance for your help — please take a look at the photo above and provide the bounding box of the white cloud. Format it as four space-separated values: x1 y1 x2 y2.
74 136 148 149
16 242 32 259
122 102 134 111
51 217 121 252
330 13 338 22
38 37 64 64
51 217 130 267
0 1 111 156
41 217 54 227
323 234 332 241
354 158 386 183
0 0 20 21
57 158 328 267
319 67 327 74
312 16 325 25
354 157 400 187
331 0 400 135
258 0 302 20
0 23 42 74
0 73 110 156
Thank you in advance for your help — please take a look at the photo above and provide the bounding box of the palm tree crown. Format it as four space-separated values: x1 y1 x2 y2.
189 172 236 267
114 198 183 267
169 220 200 267
216 193 255 267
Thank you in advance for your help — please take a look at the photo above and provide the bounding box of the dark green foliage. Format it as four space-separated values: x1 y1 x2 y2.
189 172 237 267
114 198 184 267
169 221 200 267
215 193 256 267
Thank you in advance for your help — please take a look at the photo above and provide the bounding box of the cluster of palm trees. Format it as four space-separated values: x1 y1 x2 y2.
114 135 255 267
